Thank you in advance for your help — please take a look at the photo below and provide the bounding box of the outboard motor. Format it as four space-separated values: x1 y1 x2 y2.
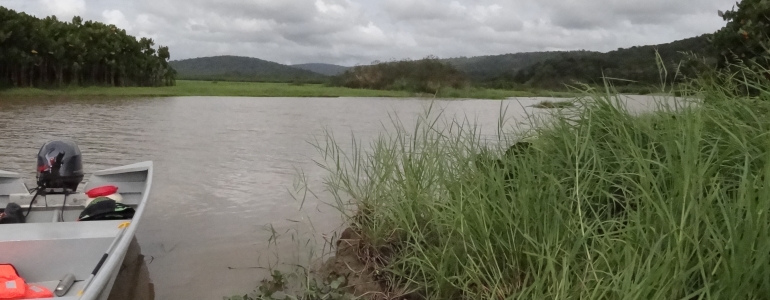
36 140 84 191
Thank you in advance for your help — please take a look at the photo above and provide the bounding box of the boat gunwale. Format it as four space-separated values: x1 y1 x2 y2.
75 161 153 300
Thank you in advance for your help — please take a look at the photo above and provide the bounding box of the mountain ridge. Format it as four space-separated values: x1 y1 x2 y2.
170 34 713 88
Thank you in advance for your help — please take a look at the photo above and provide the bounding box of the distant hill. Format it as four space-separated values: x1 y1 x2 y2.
443 52 575 82
292 63 350 76
437 34 713 90
169 56 326 83
321 34 713 92
509 34 714 89
170 34 712 89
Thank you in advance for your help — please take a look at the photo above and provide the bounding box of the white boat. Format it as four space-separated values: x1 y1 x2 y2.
0 161 153 299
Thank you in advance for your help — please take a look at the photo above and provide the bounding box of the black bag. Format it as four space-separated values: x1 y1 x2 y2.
78 198 135 221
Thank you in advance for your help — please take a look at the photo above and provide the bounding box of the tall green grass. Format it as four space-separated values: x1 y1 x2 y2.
312 65 770 299
0 80 413 98
0 80 577 99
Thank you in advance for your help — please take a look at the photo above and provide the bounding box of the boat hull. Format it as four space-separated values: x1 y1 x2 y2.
0 161 153 300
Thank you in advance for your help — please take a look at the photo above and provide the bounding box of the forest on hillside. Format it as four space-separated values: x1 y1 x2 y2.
328 35 715 93
444 51 570 82
0 7 175 88
505 35 714 90
329 56 468 93
169 56 327 83
292 63 349 76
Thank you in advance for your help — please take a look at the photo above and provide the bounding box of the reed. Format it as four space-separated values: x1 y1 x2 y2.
311 64 770 299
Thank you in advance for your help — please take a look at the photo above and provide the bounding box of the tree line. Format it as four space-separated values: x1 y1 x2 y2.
476 35 714 91
329 56 468 94
444 51 570 82
711 0 770 72
0 7 176 88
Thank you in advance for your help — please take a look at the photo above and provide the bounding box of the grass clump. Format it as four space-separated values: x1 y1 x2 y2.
530 99 575 109
312 65 770 299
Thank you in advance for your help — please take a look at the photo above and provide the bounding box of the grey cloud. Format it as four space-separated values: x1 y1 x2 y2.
484 15 524 32
383 0 455 21
1 0 736 66
40 0 86 19
546 0 729 29
191 0 317 23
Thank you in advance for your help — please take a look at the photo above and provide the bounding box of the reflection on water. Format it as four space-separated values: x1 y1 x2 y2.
0 95 667 299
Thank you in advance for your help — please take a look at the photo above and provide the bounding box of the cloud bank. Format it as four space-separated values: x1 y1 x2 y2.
3 0 735 65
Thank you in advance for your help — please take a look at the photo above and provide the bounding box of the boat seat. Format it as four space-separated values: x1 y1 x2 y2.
85 171 148 207
6 189 143 223
0 220 126 287
7 193 88 223
0 171 29 208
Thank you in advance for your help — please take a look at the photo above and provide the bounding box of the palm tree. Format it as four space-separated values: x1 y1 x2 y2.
0 7 176 88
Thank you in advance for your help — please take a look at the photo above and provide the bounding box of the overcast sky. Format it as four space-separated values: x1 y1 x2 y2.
3 0 736 66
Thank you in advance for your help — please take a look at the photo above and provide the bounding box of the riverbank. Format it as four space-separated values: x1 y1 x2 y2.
0 80 577 100
279 66 770 299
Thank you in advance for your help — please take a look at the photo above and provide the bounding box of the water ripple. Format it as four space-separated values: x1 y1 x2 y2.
0 95 664 299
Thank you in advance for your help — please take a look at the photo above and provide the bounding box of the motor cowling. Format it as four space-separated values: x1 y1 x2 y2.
36 140 84 191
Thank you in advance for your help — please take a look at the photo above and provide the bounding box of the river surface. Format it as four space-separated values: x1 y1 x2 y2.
0 95 665 299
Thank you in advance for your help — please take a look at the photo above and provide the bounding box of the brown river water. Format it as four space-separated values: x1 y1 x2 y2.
0 95 665 299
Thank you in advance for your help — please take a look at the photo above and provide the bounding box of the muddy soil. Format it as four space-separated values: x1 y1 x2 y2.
318 227 419 300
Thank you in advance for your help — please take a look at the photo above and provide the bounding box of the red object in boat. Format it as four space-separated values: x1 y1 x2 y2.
85 185 118 198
